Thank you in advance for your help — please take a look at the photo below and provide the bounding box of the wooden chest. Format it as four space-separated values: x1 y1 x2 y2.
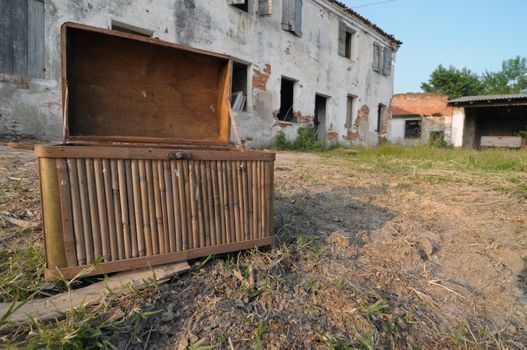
36 23 275 279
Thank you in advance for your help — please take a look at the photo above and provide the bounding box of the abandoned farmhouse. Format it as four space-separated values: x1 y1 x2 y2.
0 0 401 147
388 92 527 148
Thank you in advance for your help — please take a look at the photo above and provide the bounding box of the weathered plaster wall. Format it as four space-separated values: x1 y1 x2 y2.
388 93 453 146
451 107 465 147
0 0 397 146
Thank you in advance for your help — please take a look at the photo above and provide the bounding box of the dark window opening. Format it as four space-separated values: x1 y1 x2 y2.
405 120 421 139
111 20 154 37
231 62 249 112
377 103 386 134
345 32 352 58
338 22 354 59
345 95 355 129
0 0 45 77
278 78 295 122
231 0 249 12
314 94 328 143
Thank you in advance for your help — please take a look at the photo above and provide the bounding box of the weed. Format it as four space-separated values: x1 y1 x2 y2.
254 320 268 350
272 126 323 152
23 306 119 349
0 245 65 302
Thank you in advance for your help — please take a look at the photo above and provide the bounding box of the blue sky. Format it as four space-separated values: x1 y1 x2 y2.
341 0 527 93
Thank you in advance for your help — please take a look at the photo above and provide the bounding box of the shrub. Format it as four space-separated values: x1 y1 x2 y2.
274 130 292 150
293 125 323 151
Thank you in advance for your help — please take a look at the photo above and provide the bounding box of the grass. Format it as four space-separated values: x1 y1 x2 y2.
0 245 65 303
326 144 527 200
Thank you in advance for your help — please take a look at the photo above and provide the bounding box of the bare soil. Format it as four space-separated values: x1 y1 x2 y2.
1 146 526 349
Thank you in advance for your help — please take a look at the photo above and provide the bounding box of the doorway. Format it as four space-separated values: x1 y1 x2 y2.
314 94 328 144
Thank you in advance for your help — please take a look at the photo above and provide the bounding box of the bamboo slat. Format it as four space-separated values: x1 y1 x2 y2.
124 160 138 258
188 161 198 249
177 161 188 250
40 158 67 268
66 158 86 265
138 160 151 256
164 161 176 252
145 161 160 255
157 161 170 252
211 161 222 245
117 160 132 259
183 160 192 250
264 162 271 237
55 159 77 267
102 159 118 261
76 159 94 263
241 161 250 241
226 161 236 243
201 162 211 246
170 161 182 252
85 159 102 260
251 161 258 241
93 159 111 261
195 162 205 248
110 160 125 260
218 161 227 244
131 160 145 256
259 161 265 237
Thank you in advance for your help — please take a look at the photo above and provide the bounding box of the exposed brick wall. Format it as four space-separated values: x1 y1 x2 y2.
252 64 272 91
391 93 452 117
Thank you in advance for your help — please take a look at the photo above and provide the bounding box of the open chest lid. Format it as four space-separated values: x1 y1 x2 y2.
61 22 232 146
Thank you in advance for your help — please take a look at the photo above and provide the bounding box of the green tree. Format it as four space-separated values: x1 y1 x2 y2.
421 65 484 99
482 56 527 94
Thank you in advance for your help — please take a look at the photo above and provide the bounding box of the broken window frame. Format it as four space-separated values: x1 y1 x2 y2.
228 0 252 14
338 22 356 59
231 61 251 112
281 0 303 37
0 0 45 78
404 119 421 139
345 95 356 129
277 76 297 123
376 103 386 133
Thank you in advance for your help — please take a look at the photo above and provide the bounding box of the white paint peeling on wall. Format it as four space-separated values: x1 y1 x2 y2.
0 0 398 146
452 107 465 147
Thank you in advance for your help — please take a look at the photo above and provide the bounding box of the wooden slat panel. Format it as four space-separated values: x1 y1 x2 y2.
28 0 44 77
67 159 86 265
85 159 102 260
131 160 145 256
124 160 138 258
76 159 94 263
110 160 125 260
145 161 159 255
102 159 118 261
200 162 211 246
157 161 170 253
42 155 275 277
152 161 165 253
0 0 14 74
183 160 193 250
211 161 222 245
170 160 182 252
94 159 111 261
12 0 28 75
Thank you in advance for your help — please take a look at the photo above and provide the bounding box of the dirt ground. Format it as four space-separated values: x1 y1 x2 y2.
1 145 526 349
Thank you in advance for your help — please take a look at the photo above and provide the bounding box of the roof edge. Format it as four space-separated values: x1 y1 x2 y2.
324 0 402 47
